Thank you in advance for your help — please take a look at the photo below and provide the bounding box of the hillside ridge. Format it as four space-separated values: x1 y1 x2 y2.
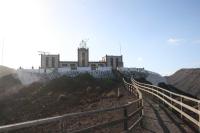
166 68 200 98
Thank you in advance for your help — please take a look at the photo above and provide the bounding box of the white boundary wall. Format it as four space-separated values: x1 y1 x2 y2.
16 67 114 85
18 67 112 73
117 67 145 73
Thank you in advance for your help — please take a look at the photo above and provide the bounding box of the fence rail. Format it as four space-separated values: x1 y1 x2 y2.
0 79 143 133
131 78 200 130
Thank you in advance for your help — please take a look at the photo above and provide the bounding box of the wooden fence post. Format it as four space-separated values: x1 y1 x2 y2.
170 93 172 110
156 87 159 102
180 97 183 119
162 90 164 104
59 119 64 133
130 86 132 94
123 107 128 131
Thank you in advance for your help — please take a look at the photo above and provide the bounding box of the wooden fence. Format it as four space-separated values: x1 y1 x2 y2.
131 78 200 130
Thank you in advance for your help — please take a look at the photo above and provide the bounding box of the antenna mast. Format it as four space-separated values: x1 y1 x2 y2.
79 39 89 48
38 51 50 55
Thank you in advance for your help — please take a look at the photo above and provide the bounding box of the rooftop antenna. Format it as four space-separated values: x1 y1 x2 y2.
1 38 4 65
38 51 50 55
79 39 89 48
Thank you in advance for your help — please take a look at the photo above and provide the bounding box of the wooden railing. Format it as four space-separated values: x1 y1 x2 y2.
0 80 143 133
123 78 144 130
131 78 200 130
123 78 144 117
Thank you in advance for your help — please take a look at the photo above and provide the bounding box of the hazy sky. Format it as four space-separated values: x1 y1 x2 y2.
0 0 200 75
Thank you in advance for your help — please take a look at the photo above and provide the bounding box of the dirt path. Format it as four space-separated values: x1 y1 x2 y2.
134 94 196 133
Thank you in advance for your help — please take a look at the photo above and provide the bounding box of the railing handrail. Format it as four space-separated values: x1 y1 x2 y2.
123 78 144 118
123 78 143 100
132 78 200 103
131 78 200 128
0 81 143 133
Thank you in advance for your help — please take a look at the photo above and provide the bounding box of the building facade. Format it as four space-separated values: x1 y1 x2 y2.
40 40 123 70
41 54 60 68
78 46 89 67
103 55 123 69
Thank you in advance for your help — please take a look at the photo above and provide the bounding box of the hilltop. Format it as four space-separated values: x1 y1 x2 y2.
0 66 15 78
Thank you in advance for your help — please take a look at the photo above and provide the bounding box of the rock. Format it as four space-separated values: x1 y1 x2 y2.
105 90 117 98
86 86 92 92
57 94 67 101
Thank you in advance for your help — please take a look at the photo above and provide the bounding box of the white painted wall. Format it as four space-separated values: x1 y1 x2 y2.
16 70 41 85
118 67 145 73
16 67 114 85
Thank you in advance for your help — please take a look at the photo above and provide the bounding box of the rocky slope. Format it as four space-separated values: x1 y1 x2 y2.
0 65 15 78
0 73 130 127
0 74 22 98
146 70 167 85
166 68 200 98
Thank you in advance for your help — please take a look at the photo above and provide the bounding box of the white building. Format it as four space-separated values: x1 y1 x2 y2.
40 40 123 70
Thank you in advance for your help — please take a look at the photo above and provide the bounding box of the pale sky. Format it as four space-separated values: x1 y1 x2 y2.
0 0 200 75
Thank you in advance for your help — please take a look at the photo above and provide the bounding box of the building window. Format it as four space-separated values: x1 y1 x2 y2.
62 64 68 67
110 58 113 67
82 52 85 66
52 57 55 68
99 64 104 67
70 64 77 70
46 57 49 68
116 58 119 67
91 64 97 70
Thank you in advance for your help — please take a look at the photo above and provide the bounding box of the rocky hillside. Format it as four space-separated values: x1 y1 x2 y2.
0 74 22 98
0 73 131 126
166 68 200 98
0 66 22 98
146 71 167 85
0 66 15 78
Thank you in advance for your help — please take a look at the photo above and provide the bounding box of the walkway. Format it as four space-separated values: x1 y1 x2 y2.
134 94 196 133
